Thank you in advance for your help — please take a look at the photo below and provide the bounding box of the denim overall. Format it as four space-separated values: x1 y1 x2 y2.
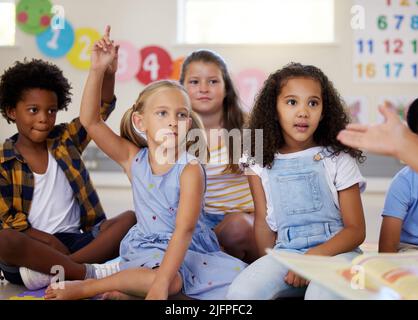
227 149 360 300
270 151 343 251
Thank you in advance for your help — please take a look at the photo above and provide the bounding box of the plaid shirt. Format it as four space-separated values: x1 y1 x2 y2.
0 98 116 232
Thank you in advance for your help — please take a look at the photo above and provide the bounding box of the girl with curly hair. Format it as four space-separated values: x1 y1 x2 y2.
227 62 367 300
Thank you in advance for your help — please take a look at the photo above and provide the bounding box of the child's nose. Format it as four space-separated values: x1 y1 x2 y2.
38 111 48 123
297 105 309 117
168 116 178 127
199 82 209 92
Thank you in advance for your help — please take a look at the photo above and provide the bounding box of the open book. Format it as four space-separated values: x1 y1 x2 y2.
267 249 418 300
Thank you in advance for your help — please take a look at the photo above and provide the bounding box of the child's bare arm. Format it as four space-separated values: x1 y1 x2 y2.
306 184 366 256
379 216 402 253
80 26 139 175
248 174 276 257
146 163 204 300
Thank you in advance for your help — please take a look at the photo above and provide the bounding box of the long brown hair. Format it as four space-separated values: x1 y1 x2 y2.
120 80 208 161
179 49 245 173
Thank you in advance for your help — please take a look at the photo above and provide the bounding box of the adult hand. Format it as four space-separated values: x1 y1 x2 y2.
337 102 406 158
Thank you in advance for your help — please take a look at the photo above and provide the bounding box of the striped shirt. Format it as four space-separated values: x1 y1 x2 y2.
0 98 115 232
204 144 254 215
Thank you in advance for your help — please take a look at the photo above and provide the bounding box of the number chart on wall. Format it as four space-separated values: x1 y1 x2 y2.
353 0 418 82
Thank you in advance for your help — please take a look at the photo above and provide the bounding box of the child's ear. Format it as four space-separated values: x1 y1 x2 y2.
5 107 16 121
132 112 145 132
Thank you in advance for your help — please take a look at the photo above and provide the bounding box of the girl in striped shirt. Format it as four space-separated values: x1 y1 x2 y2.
180 50 258 263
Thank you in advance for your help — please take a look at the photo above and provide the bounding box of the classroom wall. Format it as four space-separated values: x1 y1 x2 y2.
1 0 416 141
2 0 412 243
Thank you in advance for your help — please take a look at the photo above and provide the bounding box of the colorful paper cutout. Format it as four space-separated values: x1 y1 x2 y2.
344 96 369 124
36 19 75 58
115 40 141 82
16 0 52 35
377 96 415 123
235 69 267 112
170 57 185 80
66 28 101 70
136 46 173 85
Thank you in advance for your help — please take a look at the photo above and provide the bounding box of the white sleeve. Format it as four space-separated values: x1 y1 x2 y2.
322 152 366 209
333 152 367 192
239 154 277 232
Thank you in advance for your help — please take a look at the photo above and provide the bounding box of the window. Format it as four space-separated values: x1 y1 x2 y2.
0 1 15 46
178 0 335 44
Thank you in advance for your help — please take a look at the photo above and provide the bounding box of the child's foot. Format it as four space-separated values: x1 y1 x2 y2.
44 279 94 300
101 290 143 300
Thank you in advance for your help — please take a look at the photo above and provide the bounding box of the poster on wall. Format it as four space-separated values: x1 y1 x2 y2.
353 0 418 82
344 96 369 124
376 95 415 122
234 69 267 113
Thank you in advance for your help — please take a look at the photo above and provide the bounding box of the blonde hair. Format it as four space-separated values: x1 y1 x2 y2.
120 80 209 161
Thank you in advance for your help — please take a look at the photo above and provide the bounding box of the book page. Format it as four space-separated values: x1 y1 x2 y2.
267 249 401 300
351 251 418 300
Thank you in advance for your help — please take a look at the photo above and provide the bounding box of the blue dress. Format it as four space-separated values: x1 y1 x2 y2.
119 148 247 299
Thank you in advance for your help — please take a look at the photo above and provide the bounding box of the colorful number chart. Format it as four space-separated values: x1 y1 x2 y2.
353 0 418 82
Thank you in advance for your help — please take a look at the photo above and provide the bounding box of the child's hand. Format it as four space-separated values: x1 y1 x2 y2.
285 270 309 288
91 25 119 73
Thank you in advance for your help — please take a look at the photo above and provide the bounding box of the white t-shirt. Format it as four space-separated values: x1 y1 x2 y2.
241 147 366 232
28 152 81 234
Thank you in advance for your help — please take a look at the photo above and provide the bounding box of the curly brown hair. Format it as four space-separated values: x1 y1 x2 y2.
247 62 365 168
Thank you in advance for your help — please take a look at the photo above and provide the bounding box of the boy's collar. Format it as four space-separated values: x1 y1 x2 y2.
1 134 23 163
0 133 53 164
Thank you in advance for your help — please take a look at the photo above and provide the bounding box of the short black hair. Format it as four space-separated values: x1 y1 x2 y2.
0 58 72 123
407 98 418 134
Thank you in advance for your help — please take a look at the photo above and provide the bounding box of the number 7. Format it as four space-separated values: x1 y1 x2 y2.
394 15 404 29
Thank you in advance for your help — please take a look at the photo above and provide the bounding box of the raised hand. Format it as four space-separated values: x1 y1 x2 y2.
91 25 119 73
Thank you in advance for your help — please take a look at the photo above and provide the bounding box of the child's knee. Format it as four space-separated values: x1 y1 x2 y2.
169 274 183 295
0 229 23 258
101 210 136 231
218 214 252 246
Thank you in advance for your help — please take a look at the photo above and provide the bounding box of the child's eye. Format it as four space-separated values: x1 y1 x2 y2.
309 100 319 107
209 79 219 85
188 80 199 85
156 111 167 117
178 112 188 119
48 109 58 115
28 107 38 113
286 99 297 106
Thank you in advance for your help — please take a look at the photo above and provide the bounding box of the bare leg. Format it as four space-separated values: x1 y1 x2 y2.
44 267 182 300
101 290 143 300
101 290 193 300
0 229 86 280
214 213 258 263
70 211 136 264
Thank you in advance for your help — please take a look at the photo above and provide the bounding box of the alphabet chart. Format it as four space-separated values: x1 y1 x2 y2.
353 0 418 82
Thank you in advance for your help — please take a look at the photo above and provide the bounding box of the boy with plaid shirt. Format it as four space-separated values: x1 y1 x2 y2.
0 58 135 290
